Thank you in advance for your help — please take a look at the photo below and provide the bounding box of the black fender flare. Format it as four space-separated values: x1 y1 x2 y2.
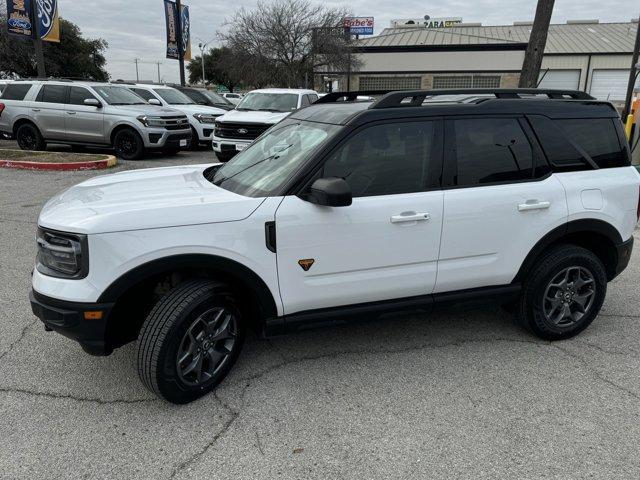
513 219 623 283
97 254 278 319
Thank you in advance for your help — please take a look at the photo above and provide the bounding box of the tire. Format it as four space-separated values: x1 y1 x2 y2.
113 128 144 160
517 244 607 340
136 279 245 404
215 151 235 163
16 123 46 151
190 127 200 150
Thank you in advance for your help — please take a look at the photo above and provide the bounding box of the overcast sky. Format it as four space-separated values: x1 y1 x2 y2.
56 0 638 83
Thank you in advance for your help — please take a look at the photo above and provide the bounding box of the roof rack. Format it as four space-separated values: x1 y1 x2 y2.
314 90 391 104
372 88 594 108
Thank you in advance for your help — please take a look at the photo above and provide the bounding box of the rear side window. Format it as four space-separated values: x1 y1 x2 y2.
36 85 67 104
557 118 628 168
1 83 33 100
451 118 534 186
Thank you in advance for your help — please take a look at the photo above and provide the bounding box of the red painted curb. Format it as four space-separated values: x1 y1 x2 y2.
0 156 117 171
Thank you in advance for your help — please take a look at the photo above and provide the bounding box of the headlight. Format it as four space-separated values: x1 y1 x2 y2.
136 115 166 128
193 113 220 124
36 228 88 279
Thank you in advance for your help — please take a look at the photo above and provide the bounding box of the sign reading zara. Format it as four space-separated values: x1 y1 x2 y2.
343 17 374 35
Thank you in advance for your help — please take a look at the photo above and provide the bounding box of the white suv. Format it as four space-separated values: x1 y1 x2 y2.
30 89 639 404
125 83 227 147
212 88 318 161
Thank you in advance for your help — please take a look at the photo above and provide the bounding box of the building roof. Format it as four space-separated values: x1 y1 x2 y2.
357 21 638 54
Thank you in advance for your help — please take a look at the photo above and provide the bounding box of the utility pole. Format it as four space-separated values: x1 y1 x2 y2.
176 0 186 85
134 58 140 82
622 16 640 119
519 0 555 88
199 43 206 85
29 0 46 77
156 62 162 83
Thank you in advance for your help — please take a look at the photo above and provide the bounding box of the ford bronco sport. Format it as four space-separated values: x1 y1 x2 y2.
30 89 639 404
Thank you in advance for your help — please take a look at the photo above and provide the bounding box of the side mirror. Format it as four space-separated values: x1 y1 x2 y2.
84 98 101 108
148 98 162 106
303 177 352 207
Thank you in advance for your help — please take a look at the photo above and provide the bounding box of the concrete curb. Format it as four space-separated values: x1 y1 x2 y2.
0 154 117 171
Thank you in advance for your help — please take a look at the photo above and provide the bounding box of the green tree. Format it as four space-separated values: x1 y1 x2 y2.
0 11 109 80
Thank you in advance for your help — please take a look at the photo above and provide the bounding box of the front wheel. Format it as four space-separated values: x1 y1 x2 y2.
113 128 144 160
136 279 245 404
517 245 607 340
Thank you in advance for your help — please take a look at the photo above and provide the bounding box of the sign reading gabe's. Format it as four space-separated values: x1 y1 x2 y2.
343 17 374 35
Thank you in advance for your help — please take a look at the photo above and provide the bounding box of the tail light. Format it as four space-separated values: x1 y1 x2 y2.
637 186 640 222
0 103 4 117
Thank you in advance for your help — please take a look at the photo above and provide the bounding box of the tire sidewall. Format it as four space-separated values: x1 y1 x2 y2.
155 292 245 403
523 247 607 339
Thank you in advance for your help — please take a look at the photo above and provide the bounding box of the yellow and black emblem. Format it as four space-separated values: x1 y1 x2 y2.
298 259 315 271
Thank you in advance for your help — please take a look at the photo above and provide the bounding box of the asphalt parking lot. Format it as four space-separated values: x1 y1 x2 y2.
1 139 640 479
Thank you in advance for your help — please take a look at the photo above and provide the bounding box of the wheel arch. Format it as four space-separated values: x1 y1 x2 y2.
99 254 278 349
109 122 144 146
513 219 624 284
12 117 41 137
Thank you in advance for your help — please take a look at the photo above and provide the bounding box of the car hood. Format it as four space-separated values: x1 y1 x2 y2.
105 104 183 117
38 164 265 234
167 104 228 116
217 109 291 125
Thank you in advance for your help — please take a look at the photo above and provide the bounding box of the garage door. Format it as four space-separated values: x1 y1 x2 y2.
589 70 640 101
537 70 580 90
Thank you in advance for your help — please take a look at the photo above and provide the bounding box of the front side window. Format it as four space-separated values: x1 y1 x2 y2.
323 121 436 197
68 87 98 106
236 92 299 112
93 86 146 105
211 121 339 197
36 85 67 104
153 88 195 105
452 118 534 186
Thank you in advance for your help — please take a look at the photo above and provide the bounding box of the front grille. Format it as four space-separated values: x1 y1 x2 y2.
160 115 190 130
214 122 271 140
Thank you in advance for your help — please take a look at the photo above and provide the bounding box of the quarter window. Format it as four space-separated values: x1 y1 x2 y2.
557 118 628 168
452 118 534 186
1 83 32 100
323 121 436 197
36 85 67 104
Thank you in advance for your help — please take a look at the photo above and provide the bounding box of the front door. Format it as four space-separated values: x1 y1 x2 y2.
275 119 444 315
65 86 104 144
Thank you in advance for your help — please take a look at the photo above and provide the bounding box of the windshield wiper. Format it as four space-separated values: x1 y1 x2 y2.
213 144 293 186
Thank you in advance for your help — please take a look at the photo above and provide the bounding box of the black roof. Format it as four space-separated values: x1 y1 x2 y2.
294 89 619 127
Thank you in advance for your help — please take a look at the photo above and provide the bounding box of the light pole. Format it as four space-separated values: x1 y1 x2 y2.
197 37 215 85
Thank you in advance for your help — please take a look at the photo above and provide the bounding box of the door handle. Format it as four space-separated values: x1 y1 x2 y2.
67 111 77 115
518 201 551 212
31 108 41 112
390 212 430 223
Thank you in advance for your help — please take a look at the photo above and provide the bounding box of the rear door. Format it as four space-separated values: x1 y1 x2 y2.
32 84 68 140
65 86 105 144
275 119 445 314
436 116 568 293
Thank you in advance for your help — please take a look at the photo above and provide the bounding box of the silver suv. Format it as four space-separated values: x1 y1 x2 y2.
0 80 192 159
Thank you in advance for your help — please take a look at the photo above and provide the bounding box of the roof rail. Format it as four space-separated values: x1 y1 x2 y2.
372 88 594 108
314 90 391 104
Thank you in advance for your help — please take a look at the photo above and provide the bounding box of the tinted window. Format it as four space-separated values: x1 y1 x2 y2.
153 88 195 105
527 115 589 169
557 118 628 168
453 118 534 186
1 83 32 100
36 85 67 104
308 93 319 103
130 88 157 102
300 95 310 107
323 121 436 197
68 87 98 106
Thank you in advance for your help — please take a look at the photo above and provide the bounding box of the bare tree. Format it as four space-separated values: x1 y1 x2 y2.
219 0 356 88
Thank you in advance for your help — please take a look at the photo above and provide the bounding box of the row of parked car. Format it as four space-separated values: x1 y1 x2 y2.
0 78 319 160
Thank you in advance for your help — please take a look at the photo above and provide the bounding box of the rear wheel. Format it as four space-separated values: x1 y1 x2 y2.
136 279 245 404
16 123 46 151
113 128 144 160
517 245 606 340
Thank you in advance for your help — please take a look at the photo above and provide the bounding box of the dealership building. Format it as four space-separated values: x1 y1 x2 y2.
321 18 640 102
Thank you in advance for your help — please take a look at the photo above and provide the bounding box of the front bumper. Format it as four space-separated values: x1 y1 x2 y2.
142 127 192 149
212 135 251 153
30 290 114 356
192 121 215 143
614 236 634 277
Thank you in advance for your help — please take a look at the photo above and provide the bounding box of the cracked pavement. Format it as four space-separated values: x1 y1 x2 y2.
1 140 640 479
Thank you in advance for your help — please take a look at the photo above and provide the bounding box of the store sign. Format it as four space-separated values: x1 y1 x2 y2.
391 17 463 29
164 0 191 60
343 17 374 35
37 0 60 42
6 0 33 37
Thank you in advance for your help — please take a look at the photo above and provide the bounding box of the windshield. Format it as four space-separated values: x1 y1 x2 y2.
202 90 233 106
93 86 146 105
211 120 340 197
154 88 195 105
236 92 298 112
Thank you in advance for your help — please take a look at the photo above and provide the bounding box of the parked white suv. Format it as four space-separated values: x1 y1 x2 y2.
212 88 318 161
125 83 227 147
30 89 639 404
0 80 192 159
